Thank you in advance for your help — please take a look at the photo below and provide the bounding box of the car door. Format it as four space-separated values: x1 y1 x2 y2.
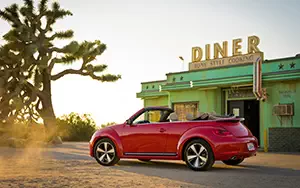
164 122 190 153
120 109 168 154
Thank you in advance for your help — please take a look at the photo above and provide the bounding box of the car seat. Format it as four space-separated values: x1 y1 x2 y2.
194 112 209 120
169 112 179 122
185 113 194 121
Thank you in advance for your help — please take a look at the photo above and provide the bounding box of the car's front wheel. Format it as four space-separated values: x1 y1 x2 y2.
184 139 215 171
222 158 244 166
94 138 120 166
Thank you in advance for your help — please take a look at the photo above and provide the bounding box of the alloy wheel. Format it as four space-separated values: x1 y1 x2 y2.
96 142 115 164
186 143 208 168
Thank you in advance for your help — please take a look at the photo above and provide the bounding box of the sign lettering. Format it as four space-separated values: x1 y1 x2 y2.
189 52 263 70
189 35 262 71
192 35 261 62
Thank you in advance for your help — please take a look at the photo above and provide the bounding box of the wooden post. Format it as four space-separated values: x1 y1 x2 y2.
264 129 268 152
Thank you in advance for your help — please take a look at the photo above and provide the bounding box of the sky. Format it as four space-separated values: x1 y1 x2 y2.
0 0 299 126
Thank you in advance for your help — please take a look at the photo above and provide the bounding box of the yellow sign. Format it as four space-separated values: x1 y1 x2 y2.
189 52 263 70
190 35 262 70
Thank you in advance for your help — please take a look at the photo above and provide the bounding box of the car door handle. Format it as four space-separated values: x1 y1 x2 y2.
159 128 166 133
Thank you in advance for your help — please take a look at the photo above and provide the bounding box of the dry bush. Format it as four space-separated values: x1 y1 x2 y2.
56 112 97 142
0 121 48 148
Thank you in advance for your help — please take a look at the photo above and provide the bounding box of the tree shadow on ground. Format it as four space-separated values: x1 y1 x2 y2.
43 151 92 161
50 142 89 151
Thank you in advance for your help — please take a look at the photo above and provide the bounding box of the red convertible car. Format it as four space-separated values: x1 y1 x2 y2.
89 106 258 171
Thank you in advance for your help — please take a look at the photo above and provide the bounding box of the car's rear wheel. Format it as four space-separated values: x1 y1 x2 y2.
94 138 120 166
184 139 214 171
222 158 244 166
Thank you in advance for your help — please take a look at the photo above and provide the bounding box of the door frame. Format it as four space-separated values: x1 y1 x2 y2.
226 94 261 143
223 87 256 114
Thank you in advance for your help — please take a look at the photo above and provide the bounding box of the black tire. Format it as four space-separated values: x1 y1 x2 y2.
138 159 151 162
93 138 120 166
184 139 215 171
222 158 244 166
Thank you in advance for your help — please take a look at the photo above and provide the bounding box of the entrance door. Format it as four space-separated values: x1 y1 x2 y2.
227 100 260 143
228 101 244 118
244 100 260 143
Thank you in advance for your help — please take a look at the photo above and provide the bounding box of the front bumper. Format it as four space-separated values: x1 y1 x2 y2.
89 141 94 157
89 131 98 157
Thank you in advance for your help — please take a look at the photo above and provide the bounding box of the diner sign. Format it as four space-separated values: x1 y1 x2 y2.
189 52 263 70
189 35 263 71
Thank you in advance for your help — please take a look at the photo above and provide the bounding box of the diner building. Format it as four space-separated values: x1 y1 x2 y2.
136 35 300 152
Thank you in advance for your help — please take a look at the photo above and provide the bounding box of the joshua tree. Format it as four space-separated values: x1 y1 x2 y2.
0 0 121 137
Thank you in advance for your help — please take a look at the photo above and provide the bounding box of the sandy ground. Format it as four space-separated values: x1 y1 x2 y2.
0 143 203 188
1 142 300 188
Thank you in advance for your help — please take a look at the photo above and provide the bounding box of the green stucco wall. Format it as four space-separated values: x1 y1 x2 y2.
144 96 168 107
169 89 222 114
260 80 300 147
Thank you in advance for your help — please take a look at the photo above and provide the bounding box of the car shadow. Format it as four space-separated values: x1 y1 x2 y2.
116 160 188 170
112 160 300 188
113 159 300 176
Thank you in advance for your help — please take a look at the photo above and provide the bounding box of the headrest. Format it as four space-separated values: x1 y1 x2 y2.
186 113 194 121
210 111 217 115
169 112 178 121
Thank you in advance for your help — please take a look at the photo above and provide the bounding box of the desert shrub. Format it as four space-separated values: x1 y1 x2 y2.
56 112 97 141
0 121 43 139
101 122 117 128
7 122 29 139
0 121 46 147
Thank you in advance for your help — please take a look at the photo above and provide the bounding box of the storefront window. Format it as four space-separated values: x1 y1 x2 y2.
173 102 198 121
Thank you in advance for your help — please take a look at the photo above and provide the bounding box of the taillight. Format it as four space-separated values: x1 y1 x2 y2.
213 127 233 136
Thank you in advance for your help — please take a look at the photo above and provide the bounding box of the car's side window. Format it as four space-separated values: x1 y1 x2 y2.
132 111 150 125
148 110 162 123
132 110 165 125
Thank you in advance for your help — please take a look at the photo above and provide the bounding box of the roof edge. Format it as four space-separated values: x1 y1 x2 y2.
141 79 167 84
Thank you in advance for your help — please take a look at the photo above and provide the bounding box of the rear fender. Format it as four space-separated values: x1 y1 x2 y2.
177 126 216 160
91 127 124 158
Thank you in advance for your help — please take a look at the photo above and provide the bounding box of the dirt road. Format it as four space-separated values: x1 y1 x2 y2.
1 142 300 188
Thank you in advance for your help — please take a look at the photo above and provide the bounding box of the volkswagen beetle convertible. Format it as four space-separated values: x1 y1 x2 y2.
89 106 258 171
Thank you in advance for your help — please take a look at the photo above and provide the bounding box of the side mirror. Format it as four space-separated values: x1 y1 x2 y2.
125 119 132 125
